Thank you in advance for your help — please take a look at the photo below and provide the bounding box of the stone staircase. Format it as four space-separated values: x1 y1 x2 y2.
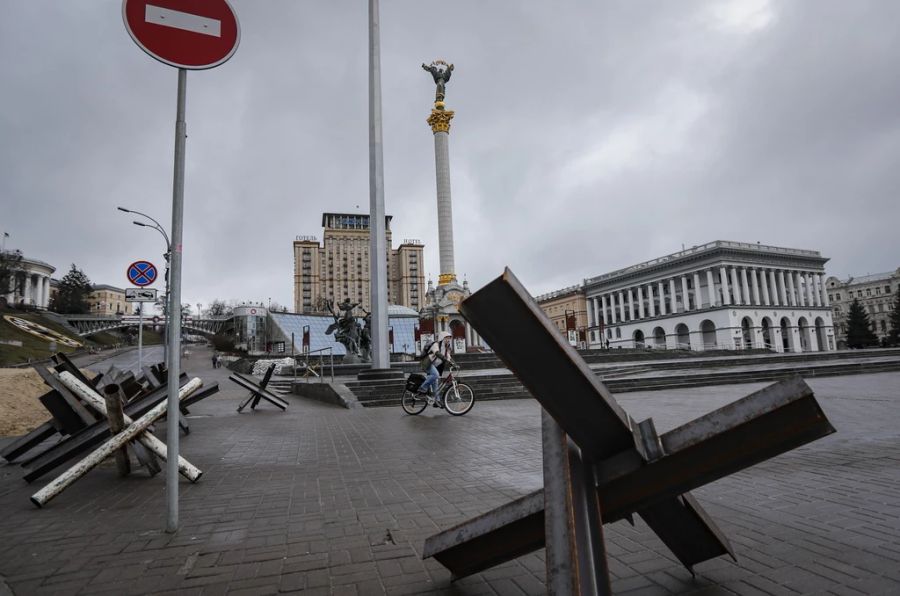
345 349 900 408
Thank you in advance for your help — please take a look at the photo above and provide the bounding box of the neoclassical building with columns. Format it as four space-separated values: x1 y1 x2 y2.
2 251 55 310
584 241 835 353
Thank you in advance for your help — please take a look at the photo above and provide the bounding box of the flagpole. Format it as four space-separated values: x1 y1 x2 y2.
368 0 389 370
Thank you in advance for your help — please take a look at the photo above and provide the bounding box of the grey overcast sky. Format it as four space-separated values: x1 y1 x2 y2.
2 1 899 313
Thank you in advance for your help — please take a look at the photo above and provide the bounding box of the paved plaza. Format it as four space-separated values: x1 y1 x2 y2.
1 348 899 595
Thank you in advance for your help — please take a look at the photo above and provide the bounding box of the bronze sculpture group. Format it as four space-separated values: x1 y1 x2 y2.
325 299 372 362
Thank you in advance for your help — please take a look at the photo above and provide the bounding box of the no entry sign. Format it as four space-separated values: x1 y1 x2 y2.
123 0 240 69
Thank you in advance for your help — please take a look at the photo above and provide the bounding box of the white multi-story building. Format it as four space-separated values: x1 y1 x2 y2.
583 241 835 353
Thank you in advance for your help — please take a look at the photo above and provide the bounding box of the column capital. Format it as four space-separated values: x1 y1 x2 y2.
427 109 455 133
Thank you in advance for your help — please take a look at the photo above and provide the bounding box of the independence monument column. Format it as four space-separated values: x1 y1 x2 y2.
423 60 457 286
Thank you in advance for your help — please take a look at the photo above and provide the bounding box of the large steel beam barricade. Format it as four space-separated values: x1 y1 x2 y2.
31 376 204 507
231 363 288 412
0 355 107 464
18 376 220 483
1 355 219 482
422 268 836 591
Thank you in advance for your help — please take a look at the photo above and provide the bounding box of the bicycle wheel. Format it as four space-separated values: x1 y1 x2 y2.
443 382 474 416
401 389 428 415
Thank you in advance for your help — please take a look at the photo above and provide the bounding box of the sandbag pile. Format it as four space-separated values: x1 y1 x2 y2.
251 357 294 376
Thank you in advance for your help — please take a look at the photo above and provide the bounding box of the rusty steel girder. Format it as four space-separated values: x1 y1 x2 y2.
422 268 835 587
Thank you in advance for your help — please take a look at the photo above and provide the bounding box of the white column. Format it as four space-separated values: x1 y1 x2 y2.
787 272 798 306
769 270 779 306
740 267 751 304
760 268 771 306
807 273 817 306
658 281 666 315
23 273 32 305
669 278 678 314
796 272 807 307
593 297 601 332
586 297 595 332
730 267 741 305
719 267 731 305
706 269 717 307
601 295 609 325
433 129 456 282
6 275 14 302
627 288 635 321
637 286 645 319
648 284 656 317
610 293 617 324
34 276 43 308
692 272 701 310
820 274 829 306
748 268 758 305
681 276 690 312
618 291 625 322
778 270 788 305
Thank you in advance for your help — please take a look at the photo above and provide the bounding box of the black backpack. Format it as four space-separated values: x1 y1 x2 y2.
419 340 437 370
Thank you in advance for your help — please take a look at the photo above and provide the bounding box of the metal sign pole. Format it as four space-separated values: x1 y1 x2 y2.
138 306 144 371
166 68 187 533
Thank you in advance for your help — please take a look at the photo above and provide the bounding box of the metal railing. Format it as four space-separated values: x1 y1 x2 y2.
292 346 335 384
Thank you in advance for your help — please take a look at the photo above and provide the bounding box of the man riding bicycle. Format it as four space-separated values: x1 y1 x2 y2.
418 331 455 407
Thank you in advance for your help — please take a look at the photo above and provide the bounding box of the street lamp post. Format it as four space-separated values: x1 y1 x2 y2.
118 207 170 366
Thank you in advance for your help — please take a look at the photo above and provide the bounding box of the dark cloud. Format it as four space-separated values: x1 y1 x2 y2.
2 0 897 312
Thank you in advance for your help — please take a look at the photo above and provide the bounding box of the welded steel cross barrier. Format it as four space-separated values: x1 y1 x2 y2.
422 268 836 593
230 364 288 412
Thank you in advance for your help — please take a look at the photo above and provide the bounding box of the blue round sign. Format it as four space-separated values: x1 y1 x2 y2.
127 260 158 287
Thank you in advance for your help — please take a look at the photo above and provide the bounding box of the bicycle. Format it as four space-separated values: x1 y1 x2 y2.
401 363 474 416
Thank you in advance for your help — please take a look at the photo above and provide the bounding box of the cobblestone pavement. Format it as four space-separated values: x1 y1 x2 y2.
0 352 898 595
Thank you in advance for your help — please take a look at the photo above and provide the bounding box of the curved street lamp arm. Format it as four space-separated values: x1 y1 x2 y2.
120 206 171 248
131 220 171 251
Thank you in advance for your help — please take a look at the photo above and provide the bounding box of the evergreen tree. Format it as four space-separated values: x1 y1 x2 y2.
54 264 93 314
0 249 23 304
845 298 878 348
888 286 900 346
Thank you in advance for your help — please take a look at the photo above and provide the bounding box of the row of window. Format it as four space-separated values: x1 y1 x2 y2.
833 302 895 315
829 284 895 302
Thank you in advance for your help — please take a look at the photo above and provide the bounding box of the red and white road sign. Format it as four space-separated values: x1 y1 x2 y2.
123 0 240 69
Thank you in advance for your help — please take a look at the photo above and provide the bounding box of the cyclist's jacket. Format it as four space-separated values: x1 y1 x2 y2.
421 340 451 369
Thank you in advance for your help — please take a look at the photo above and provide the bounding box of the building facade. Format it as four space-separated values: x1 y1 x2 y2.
88 285 134 316
2 251 55 310
584 240 835 353
826 268 900 348
536 284 589 345
292 213 425 315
